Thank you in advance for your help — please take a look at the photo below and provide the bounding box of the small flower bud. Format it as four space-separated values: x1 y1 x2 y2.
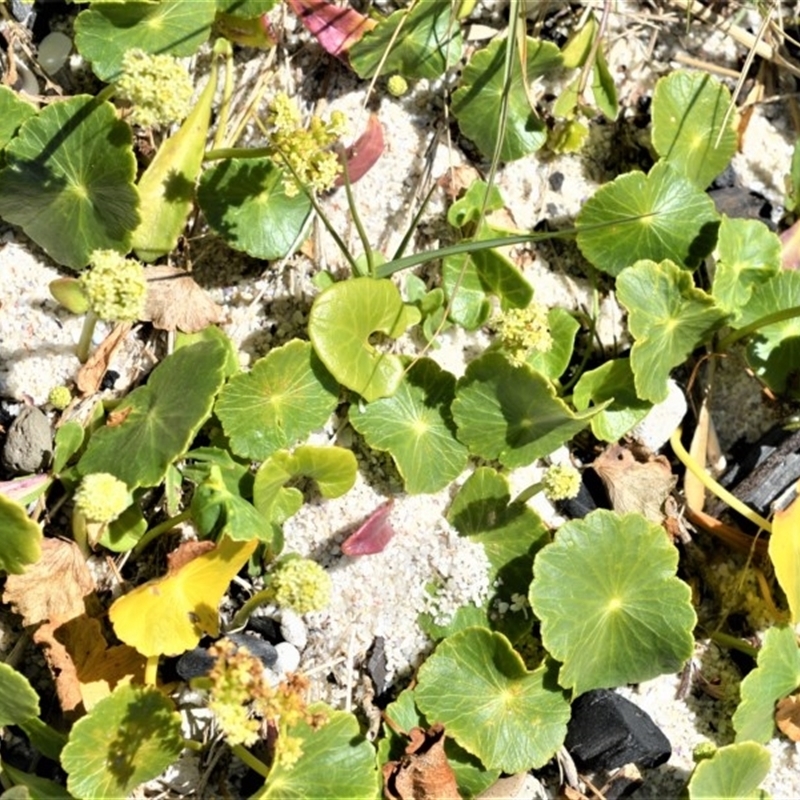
542 463 581 501
271 557 331 614
48 386 72 410
80 250 147 321
74 472 131 523
387 75 409 97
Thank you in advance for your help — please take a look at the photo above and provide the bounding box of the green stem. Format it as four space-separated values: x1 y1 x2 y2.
183 738 203 752
340 156 374 278
71 507 90 559
231 743 271 779
229 586 276 631
204 146 272 161
670 427 772 532
132 509 192 557
708 630 759 659
717 304 800 350
95 84 116 105
76 311 98 363
144 655 159 687
213 40 236 151
513 482 543 505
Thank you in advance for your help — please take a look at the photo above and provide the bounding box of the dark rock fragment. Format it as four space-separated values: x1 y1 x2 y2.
176 634 278 680
1 405 52 474
565 689 671 771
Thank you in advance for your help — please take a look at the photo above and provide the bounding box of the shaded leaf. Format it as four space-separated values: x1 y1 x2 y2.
525 307 580 382
0 492 42 575
0 662 40 726
143 266 222 332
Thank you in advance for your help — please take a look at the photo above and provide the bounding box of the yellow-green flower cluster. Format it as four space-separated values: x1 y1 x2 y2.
387 75 408 97
267 93 347 197
271 557 332 614
542 463 581 501
74 473 131 523
115 49 194 128
80 250 147 321
495 302 552 367
48 385 72 410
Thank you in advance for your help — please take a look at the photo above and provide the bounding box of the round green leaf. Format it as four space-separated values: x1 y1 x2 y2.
451 37 562 161
414 628 571 773
573 358 652 442
78 340 228 488
712 215 781 321
0 493 42 575
733 270 800 399
74 0 216 81
452 352 602 468
215 340 339 461
688 742 771 800
616 259 729 403
253 704 379 799
197 157 312 260
652 71 737 190
529 509 697 696
576 160 720 276
0 662 40 726
525 307 580 381
348 358 468 494
62 684 184 800
309 278 420 402
0 86 36 150
733 625 800 744
0 96 139 269
349 1 462 80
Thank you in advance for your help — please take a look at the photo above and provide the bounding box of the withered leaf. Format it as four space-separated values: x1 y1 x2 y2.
167 539 216 573
143 265 222 333
76 322 132 396
592 443 676 524
3 538 95 626
382 723 461 800
776 694 800 742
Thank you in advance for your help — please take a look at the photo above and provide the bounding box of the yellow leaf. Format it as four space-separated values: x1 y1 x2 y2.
109 536 258 657
770 485 800 623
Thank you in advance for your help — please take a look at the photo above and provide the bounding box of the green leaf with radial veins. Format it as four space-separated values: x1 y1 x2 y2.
78 340 228 489
733 625 800 744
349 0 462 80
652 70 737 190
349 358 467 494
309 277 420 402
62 684 184 800
576 160 720 276
525 307 580 382
529 510 696 696
452 37 562 162
414 628 571 774
616 259 729 403
0 96 139 269
687 742 771 800
452 352 605 468
0 86 36 150
736 270 800 399
215 340 339 461
197 157 312 260
712 215 781 321
74 0 216 81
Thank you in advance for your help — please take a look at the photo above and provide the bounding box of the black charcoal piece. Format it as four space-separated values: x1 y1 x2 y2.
246 614 282 643
176 647 215 680
565 689 671 771
227 633 278 668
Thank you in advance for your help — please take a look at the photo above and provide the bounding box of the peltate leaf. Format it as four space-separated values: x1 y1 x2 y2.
61 684 184 800
452 353 603 468
529 509 696 696
0 86 36 150
197 157 312 260
308 277 420 402
576 160 720 276
687 742 770 800
452 37 562 161
348 358 468 494
414 628 571 773
733 625 800 744
525 307 580 381
616 259 729 403
78 340 228 489
214 339 339 461
0 96 139 269
0 493 42 574
652 70 737 190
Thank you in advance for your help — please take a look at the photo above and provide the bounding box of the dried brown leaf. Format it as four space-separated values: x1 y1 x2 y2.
142 265 222 333
76 322 131 395
383 723 460 800
776 694 800 742
167 539 216 573
3 538 95 626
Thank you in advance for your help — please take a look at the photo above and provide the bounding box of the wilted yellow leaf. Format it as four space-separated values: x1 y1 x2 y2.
109 536 257 657
770 484 800 624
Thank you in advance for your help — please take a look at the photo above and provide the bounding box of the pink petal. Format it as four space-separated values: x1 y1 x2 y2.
335 114 385 186
341 499 395 556
286 0 376 61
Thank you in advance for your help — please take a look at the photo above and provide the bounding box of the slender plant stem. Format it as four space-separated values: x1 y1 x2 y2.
339 156 373 277
204 146 272 161
231 744 271 779
717 305 800 350
670 427 772 532
707 630 759 659
144 655 159 686
132 509 192 557
213 41 236 150
71 508 90 558
514 482 543 505
76 311 98 363
229 586 275 631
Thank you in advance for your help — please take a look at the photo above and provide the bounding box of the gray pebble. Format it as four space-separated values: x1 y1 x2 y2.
279 609 307 650
273 641 301 675
2 406 52 475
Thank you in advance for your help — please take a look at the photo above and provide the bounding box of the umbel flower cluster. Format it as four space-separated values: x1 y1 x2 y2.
269 556 332 614
495 302 553 367
80 250 147 322
266 93 348 196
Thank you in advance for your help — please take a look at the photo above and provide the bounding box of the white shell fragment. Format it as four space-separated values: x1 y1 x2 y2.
630 379 688 451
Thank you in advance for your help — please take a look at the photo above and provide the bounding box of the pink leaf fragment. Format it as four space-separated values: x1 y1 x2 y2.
341 499 395 556
335 114 385 186
781 219 800 270
285 0 376 61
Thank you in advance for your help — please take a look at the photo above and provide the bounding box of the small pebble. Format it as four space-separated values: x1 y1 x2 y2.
279 608 307 650
273 641 301 675
38 32 72 75
1 405 52 474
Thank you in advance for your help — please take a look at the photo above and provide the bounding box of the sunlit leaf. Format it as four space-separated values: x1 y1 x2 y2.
687 742 770 799
0 493 42 575
771 488 800 624
0 86 36 150
0 662 40 726
525 307 580 382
